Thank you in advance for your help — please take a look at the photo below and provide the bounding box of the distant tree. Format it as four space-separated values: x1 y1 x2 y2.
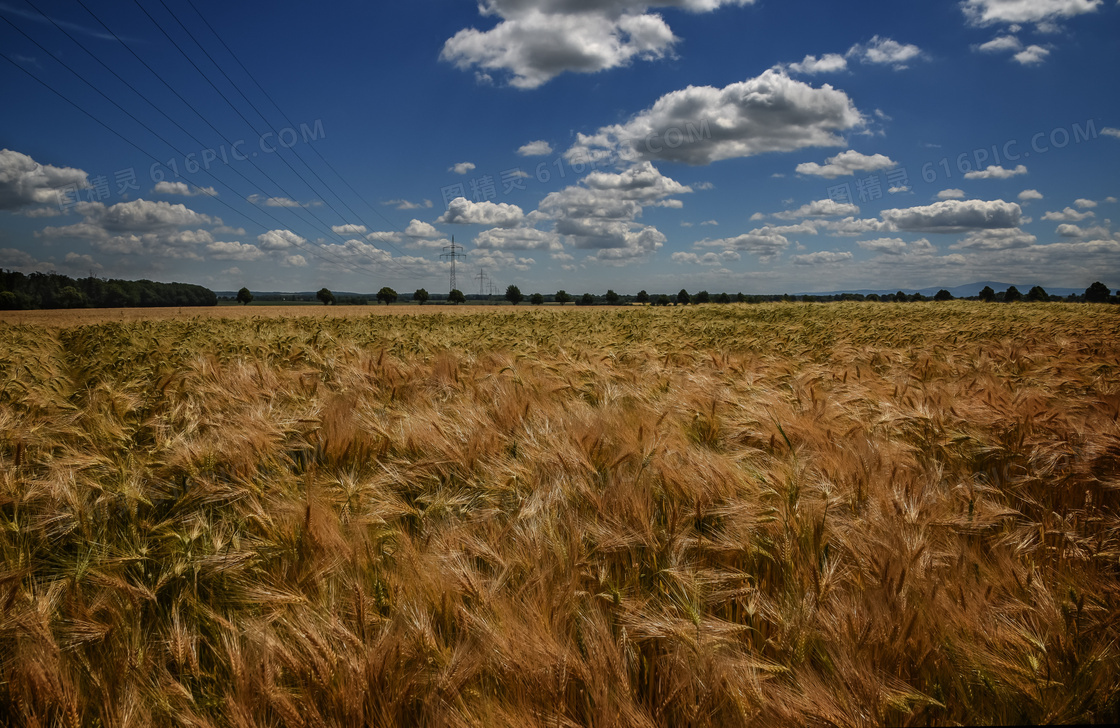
412 288 429 305
1004 285 1022 303
716 292 731 304
505 285 523 305
0 291 18 310
58 286 86 309
376 287 397 305
635 289 649 304
1085 281 1111 303
655 294 672 306
934 289 953 301
895 291 907 302
866 293 881 302
604 289 620 305
530 292 544 305
316 287 335 305
448 288 466 304
1025 285 1048 302
555 290 572 305
694 290 711 304
978 285 996 302
736 292 746 303
236 287 253 305
677 289 691 305
578 293 595 306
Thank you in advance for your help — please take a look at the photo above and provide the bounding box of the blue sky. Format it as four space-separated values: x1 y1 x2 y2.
2 0 1118 295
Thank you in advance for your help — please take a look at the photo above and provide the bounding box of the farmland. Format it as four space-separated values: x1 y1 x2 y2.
1 302 1119 726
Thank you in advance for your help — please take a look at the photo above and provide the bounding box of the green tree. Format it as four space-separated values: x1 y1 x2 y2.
447 288 466 304
635 289 649 304
316 287 335 305
655 294 672 306
0 291 18 310
978 285 996 302
1004 285 1022 303
604 289 620 305
236 287 253 305
1025 285 1048 302
555 290 572 305
934 289 953 301
677 289 691 305
376 287 398 305
505 285 523 305
412 288 429 305
1085 281 1111 303
716 292 731 304
578 293 595 306
58 286 86 309
530 292 544 305
694 290 710 304
735 292 746 303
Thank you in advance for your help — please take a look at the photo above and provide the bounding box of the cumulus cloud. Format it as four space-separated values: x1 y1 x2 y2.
937 189 967 200
795 150 896 178
1055 223 1111 238
517 140 553 156
786 53 848 75
950 228 1037 249
257 229 306 252
382 198 434 210
466 247 537 272
962 0 1103 26
857 237 935 255
449 162 477 175
963 164 1028 179
977 34 1024 52
880 199 1022 233
0 149 89 211
438 197 526 227
38 199 220 259
564 69 865 166
791 250 853 265
848 36 924 68
206 241 266 261
247 194 319 208
331 224 368 235
1018 189 1043 201
1013 44 1051 64
814 217 894 236
693 227 792 261
404 219 443 239
1103 127 1120 139
440 0 754 89
773 199 861 220
474 227 564 251
1041 206 1094 221
1073 198 1097 208
152 181 217 197
671 250 741 265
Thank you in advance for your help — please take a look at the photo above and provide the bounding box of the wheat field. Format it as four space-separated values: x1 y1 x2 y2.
1 302 1118 727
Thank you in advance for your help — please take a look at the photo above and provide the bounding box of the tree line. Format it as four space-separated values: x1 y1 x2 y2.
0 270 217 310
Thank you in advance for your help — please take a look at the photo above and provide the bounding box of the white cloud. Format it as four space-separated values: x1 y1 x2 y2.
1041 206 1094 221
795 150 896 178
791 250 853 265
39 199 219 259
950 228 1037 249
1013 44 1051 64
440 1 754 89
382 198 434 210
517 140 553 156
963 164 1028 179
1073 198 1097 208
814 217 894 236
247 194 319 208
438 197 526 227
315 239 444 277
1055 223 1111 238
449 162 477 175
848 36 924 68
937 189 967 200
773 199 861 220
331 224 368 235
1103 128 1120 139
466 247 537 272
962 0 1103 26
152 181 217 197
857 237 935 255
786 53 848 75
880 199 1022 233
474 227 564 251
0 149 89 211
693 227 791 261
405 219 442 238
977 34 1024 52
1018 189 1043 201
565 69 865 166
257 229 306 252
206 241 266 261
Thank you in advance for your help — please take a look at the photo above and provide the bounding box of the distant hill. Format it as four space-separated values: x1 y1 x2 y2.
798 281 1086 298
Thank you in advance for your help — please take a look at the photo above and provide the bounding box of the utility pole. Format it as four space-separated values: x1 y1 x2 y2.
475 267 487 296
441 236 464 292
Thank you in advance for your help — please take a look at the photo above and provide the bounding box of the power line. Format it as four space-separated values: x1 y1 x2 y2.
440 237 464 293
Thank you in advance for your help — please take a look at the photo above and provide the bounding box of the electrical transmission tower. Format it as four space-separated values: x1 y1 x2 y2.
475 268 488 296
441 236 464 292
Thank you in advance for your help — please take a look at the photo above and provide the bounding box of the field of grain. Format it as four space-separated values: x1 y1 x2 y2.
1 302 1118 727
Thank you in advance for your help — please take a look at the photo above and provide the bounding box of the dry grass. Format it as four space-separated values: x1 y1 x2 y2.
1 302 1118 727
